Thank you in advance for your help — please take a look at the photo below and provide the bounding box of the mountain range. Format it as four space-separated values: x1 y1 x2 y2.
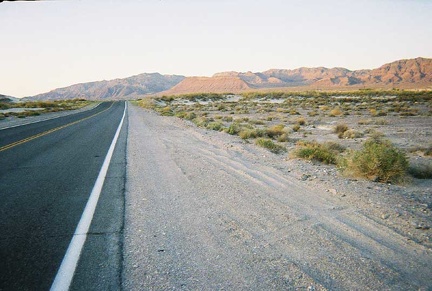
27 57 432 100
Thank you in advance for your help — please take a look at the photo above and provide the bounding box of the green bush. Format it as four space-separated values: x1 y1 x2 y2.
159 106 174 116
340 138 408 183
227 123 241 135
239 128 265 140
255 138 286 154
291 141 339 164
206 122 223 131
192 117 209 127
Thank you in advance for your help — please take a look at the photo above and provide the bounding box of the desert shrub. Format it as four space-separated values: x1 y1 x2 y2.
226 123 241 135
324 141 346 153
277 133 290 142
175 111 187 118
239 128 265 140
255 138 286 154
358 119 372 125
339 138 408 183
329 107 343 117
307 111 318 117
192 117 209 127
222 116 233 122
206 122 223 131
334 124 348 133
291 141 339 164
250 119 265 125
266 124 285 138
292 124 301 132
296 117 306 125
374 118 389 125
341 129 364 139
334 124 349 137
159 106 174 116
184 112 197 120
138 98 156 109
399 108 419 116
0 113 5 120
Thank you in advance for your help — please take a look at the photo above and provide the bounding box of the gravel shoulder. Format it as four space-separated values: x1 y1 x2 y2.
123 103 432 290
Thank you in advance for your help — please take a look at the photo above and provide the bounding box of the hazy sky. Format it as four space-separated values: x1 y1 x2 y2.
1 0 431 98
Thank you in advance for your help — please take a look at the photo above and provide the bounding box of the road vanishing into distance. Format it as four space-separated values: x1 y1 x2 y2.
1 101 431 290
0 102 127 290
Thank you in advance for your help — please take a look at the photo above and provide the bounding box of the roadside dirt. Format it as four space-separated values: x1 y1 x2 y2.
0 102 99 130
123 103 432 290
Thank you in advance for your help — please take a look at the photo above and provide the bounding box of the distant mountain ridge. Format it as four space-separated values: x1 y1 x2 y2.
164 57 431 95
29 73 185 101
27 57 432 100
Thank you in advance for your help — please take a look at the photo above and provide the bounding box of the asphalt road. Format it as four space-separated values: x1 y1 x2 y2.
0 101 127 290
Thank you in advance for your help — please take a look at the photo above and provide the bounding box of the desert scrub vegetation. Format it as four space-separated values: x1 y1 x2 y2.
255 138 286 154
340 129 364 139
265 124 287 139
334 124 349 138
0 99 91 119
137 90 431 178
339 137 409 183
239 128 265 140
291 140 343 164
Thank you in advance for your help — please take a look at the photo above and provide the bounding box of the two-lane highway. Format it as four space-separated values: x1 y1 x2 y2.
0 101 127 290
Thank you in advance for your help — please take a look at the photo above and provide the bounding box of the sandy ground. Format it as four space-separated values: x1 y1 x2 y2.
123 103 432 290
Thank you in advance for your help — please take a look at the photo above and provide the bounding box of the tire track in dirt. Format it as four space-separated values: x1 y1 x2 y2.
123 104 432 290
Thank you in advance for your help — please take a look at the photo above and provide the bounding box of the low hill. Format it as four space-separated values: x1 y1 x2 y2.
162 76 250 95
0 94 19 103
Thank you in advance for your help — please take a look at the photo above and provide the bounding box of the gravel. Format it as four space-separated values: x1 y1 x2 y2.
122 103 432 290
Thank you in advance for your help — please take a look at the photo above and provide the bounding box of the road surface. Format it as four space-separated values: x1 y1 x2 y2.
0 101 127 290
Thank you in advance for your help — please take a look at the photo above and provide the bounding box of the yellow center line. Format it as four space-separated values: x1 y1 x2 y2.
0 102 115 152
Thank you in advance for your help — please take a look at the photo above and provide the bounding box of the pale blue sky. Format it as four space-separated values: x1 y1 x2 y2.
1 0 431 97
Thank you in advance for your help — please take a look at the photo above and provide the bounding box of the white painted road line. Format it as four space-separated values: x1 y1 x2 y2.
50 102 127 291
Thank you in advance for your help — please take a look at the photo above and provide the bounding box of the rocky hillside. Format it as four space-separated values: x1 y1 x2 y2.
26 57 432 100
29 73 185 101
164 57 432 94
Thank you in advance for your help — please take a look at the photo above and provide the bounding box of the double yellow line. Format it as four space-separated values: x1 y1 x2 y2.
0 102 114 152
